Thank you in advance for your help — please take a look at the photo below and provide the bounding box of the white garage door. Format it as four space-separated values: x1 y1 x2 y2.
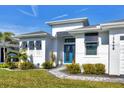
120 36 124 74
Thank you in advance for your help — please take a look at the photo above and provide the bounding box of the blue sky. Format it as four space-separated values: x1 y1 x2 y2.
0 5 124 35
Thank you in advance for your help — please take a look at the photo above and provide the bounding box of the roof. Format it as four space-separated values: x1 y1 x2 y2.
46 17 89 26
75 25 98 29
105 19 124 24
71 18 124 31
20 31 48 35
68 18 124 34
0 43 19 47
16 31 51 38
100 18 124 28
68 25 101 33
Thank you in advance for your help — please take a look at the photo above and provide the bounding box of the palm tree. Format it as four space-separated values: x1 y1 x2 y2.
0 32 15 63
7 49 28 62
18 49 28 62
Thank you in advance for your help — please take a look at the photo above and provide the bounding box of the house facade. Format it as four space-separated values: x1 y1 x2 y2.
17 17 124 76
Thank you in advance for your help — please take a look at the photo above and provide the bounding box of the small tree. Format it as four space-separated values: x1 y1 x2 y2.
18 49 28 62
72 58 75 64
50 51 56 62
7 49 28 63
7 50 19 62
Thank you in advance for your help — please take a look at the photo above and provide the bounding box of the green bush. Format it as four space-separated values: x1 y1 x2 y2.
18 62 35 70
0 63 9 68
82 63 105 75
66 64 81 74
0 62 17 69
95 64 105 75
82 64 96 74
14 62 19 68
6 62 17 69
42 61 53 69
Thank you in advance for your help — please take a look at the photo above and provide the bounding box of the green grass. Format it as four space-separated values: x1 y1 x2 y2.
0 69 123 88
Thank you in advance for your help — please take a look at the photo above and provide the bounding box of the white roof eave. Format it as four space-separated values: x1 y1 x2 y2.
68 26 102 34
100 21 124 29
46 17 88 25
68 29 101 34
16 33 48 38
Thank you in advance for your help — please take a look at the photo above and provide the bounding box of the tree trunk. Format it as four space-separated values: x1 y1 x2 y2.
3 47 6 63
2 40 6 63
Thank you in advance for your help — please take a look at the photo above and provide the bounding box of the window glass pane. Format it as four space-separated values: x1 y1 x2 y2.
85 43 97 55
64 38 75 43
29 41 34 50
36 40 41 50
85 33 98 55
85 33 98 42
66 46 70 61
21 41 27 49
120 36 124 40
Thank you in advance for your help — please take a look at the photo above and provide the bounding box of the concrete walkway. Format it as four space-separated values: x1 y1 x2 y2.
48 66 124 84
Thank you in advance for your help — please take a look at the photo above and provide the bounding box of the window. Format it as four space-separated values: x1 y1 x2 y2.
85 33 98 43
85 33 98 55
64 38 75 43
85 43 98 55
21 41 27 49
120 36 124 40
29 41 34 50
35 40 42 50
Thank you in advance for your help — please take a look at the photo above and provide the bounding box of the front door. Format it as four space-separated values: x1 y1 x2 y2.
64 45 75 63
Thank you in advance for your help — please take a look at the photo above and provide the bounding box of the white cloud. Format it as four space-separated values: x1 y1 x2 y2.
50 8 88 20
17 9 34 17
51 14 68 20
0 24 41 35
31 5 39 17
17 5 39 17
76 8 89 13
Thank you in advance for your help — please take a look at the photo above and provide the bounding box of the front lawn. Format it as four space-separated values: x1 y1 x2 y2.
0 69 123 88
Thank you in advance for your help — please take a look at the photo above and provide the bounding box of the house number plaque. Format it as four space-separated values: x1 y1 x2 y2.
112 36 115 50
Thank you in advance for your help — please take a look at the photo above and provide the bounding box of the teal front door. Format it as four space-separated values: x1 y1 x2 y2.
64 45 75 63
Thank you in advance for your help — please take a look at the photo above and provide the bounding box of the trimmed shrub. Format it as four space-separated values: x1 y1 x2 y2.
18 62 35 70
6 62 17 69
66 64 81 74
0 63 9 68
14 62 19 68
42 61 53 69
95 64 105 75
82 63 105 75
82 64 96 74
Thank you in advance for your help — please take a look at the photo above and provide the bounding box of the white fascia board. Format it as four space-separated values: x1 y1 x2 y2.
46 17 88 25
69 29 101 34
16 33 48 38
100 21 124 28
68 25 102 34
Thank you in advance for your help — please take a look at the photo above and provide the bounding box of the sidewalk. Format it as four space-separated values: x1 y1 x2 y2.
48 66 124 84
